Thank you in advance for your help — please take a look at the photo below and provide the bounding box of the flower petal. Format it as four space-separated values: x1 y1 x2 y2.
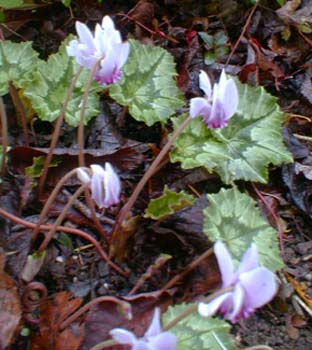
90 164 106 208
96 44 127 85
76 167 91 184
240 266 278 309
110 328 136 345
198 292 232 317
199 70 212 98
75 21 96 52
237 243 258 275
208 96 227 128
219 78 239 121
103 162 121 208
227 283 244 322
189 97 211 119
148 332 177 350
214 241 235 287
144 308 161 338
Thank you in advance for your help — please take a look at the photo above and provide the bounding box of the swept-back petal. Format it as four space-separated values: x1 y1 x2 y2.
90 164 106 208
199 70 212 98
227 283 244 322
198 292 232 317
103 162 120 208
190 97 211 119
218 69 227 90
237 243 258 275
102 15 116 30
214 241 235 287
208 96 227 128
148 332 177 350
219 79 238 121
75 21 96 52
240 267 278 309
144 308 161 338
98 41 130 84
113 42 130 69
76 168 91 184
110 328 136 345
66 40 79 56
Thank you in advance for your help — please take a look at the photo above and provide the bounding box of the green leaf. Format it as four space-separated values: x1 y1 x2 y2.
25 155 61 178
23 36 101 127
170 81 293 184
0 0 24 8
214 31 228 46
61 0 71 7
144 185 195 220
163 304 235 350
198 32 214 47
203 187 284 271
0 41 39 95
110 39 184 126
204 51 216 65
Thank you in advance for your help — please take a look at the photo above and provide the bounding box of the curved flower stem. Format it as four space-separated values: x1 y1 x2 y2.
0 97 8 176
0 207 127 276
162 286 233 331
161 247 213 292
78 58 102 168
59 296 131 330
111 115 193 241
83 188 110 244
37 183 88 252
38 66 83 195
31 168 79 242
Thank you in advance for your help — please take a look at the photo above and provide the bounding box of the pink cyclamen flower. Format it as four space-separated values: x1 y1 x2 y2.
190 69 239 128
77 163 121 209
67 15 130 85
110 308 177 350
198 241 278 323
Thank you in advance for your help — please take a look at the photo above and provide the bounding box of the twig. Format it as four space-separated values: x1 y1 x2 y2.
225 2 259 66
161 247 214 292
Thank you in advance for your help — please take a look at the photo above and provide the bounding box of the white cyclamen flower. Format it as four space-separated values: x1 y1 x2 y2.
77 163 121 209
67 15 130 85
190 69 239 128
110 308 177 350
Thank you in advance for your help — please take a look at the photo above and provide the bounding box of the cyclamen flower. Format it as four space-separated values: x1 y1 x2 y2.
198 241 278 323
190 69 239 128
77 163 121 209
110 308 177 350
67 15 130 85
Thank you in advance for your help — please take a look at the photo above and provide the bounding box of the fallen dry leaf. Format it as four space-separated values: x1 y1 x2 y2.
31 291 84 350
0 248 22 350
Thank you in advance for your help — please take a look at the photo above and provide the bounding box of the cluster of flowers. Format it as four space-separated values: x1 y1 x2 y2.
69 15 278 350
108 241 277 349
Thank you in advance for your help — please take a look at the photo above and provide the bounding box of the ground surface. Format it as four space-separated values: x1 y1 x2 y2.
0 0 312 349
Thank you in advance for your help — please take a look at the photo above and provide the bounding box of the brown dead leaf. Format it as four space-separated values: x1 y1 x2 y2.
81 290 174 350
31 291 84 350
0 248 22 350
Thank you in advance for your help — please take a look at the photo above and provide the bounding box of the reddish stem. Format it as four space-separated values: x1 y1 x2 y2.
111 116 193 245
0 207 127 276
